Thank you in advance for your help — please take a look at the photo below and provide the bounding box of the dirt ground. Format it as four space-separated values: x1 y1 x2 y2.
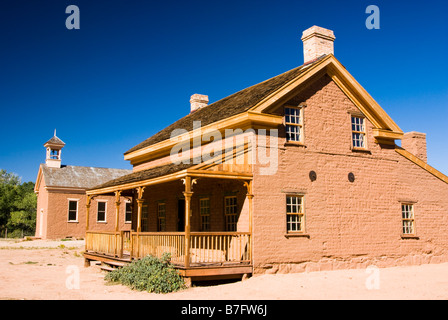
0 239 447 300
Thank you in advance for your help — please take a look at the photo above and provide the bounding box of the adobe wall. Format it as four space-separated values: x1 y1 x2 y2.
252 75 448 274
44 190 131 239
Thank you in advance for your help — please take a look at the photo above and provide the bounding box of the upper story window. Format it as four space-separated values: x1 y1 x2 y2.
351 116 366 148
97 201 107 223
285 106 303 143
68 200 78 222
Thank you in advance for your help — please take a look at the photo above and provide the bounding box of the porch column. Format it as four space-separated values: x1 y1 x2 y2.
114 191 122 232
135 186 145 259
85 195 92 232
136 187 145 233
183 176 193 268
244 181 254 263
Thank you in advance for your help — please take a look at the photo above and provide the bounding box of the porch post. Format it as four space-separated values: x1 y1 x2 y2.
114 191 122 257
183 176 193 268
85 195 92 258
135 186 145 259
244 181 254 263
114 191 122 232
136 187 145 233
85 195 92 232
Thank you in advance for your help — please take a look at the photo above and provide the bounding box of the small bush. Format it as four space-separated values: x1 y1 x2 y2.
105 253 186 294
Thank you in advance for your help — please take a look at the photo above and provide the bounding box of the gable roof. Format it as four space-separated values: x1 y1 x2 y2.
36 164 132 191
124 54 404 162
124 56 327 156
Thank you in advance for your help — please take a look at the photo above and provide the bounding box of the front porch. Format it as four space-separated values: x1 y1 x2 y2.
84 230 252 280
84 163 254 281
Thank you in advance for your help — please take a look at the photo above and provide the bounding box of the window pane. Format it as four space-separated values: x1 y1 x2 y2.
98 202 106 212
69 201 77 211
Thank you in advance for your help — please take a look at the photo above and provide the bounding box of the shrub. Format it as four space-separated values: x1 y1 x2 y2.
105 253 186 294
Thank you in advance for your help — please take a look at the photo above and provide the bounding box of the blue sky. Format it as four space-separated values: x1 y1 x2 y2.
0 0 447 182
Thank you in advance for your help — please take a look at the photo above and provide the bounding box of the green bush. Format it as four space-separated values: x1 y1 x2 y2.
105 253 186 293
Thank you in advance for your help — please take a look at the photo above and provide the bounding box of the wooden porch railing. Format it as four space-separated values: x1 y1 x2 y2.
131 232 186 264
86 231 251 265
190 232 251 264
85 231 123 258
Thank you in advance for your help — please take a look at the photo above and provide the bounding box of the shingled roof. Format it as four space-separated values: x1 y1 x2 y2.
44 135 65 146
89 162 195 190
124 57 325 155
40 164 132 189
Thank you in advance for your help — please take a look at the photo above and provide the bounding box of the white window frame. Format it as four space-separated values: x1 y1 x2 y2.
286 195 305 233
401 203 416 235
96 200 107 223
285 105 304 143
67 199 79 223
351 116 367 149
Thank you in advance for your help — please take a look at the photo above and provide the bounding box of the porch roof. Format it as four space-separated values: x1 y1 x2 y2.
87 161 252 195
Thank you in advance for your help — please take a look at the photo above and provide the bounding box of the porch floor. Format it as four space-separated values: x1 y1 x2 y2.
84 251 253 281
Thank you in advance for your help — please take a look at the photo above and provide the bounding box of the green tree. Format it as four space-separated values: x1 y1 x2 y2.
0 170 36 237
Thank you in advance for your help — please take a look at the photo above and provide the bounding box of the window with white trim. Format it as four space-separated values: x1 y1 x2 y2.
97 201 107 223
200 198 210 231
68 200 78 222
285 106 303 143
401 204 415 235
224 196 237 231
286 195 304 232
351 116 366 148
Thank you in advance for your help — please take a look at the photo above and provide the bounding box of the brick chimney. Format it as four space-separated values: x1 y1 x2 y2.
402 131 427 162
301 26 335 63
190 94 209 113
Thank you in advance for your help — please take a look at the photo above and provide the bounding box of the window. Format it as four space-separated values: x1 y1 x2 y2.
200 198 210 231
285 106 303 143
351 116 366 148
97 201 107 222
68 200 78 222
401 204 415 235
157 202 166 231
125 202 132 223
286 195 304 232
224 196 238 231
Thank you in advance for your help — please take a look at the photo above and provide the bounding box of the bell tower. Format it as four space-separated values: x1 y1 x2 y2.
44 130 65 168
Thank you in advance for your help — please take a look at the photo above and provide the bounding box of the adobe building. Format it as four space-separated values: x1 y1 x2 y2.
34 133 132 239
80 25 448 280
